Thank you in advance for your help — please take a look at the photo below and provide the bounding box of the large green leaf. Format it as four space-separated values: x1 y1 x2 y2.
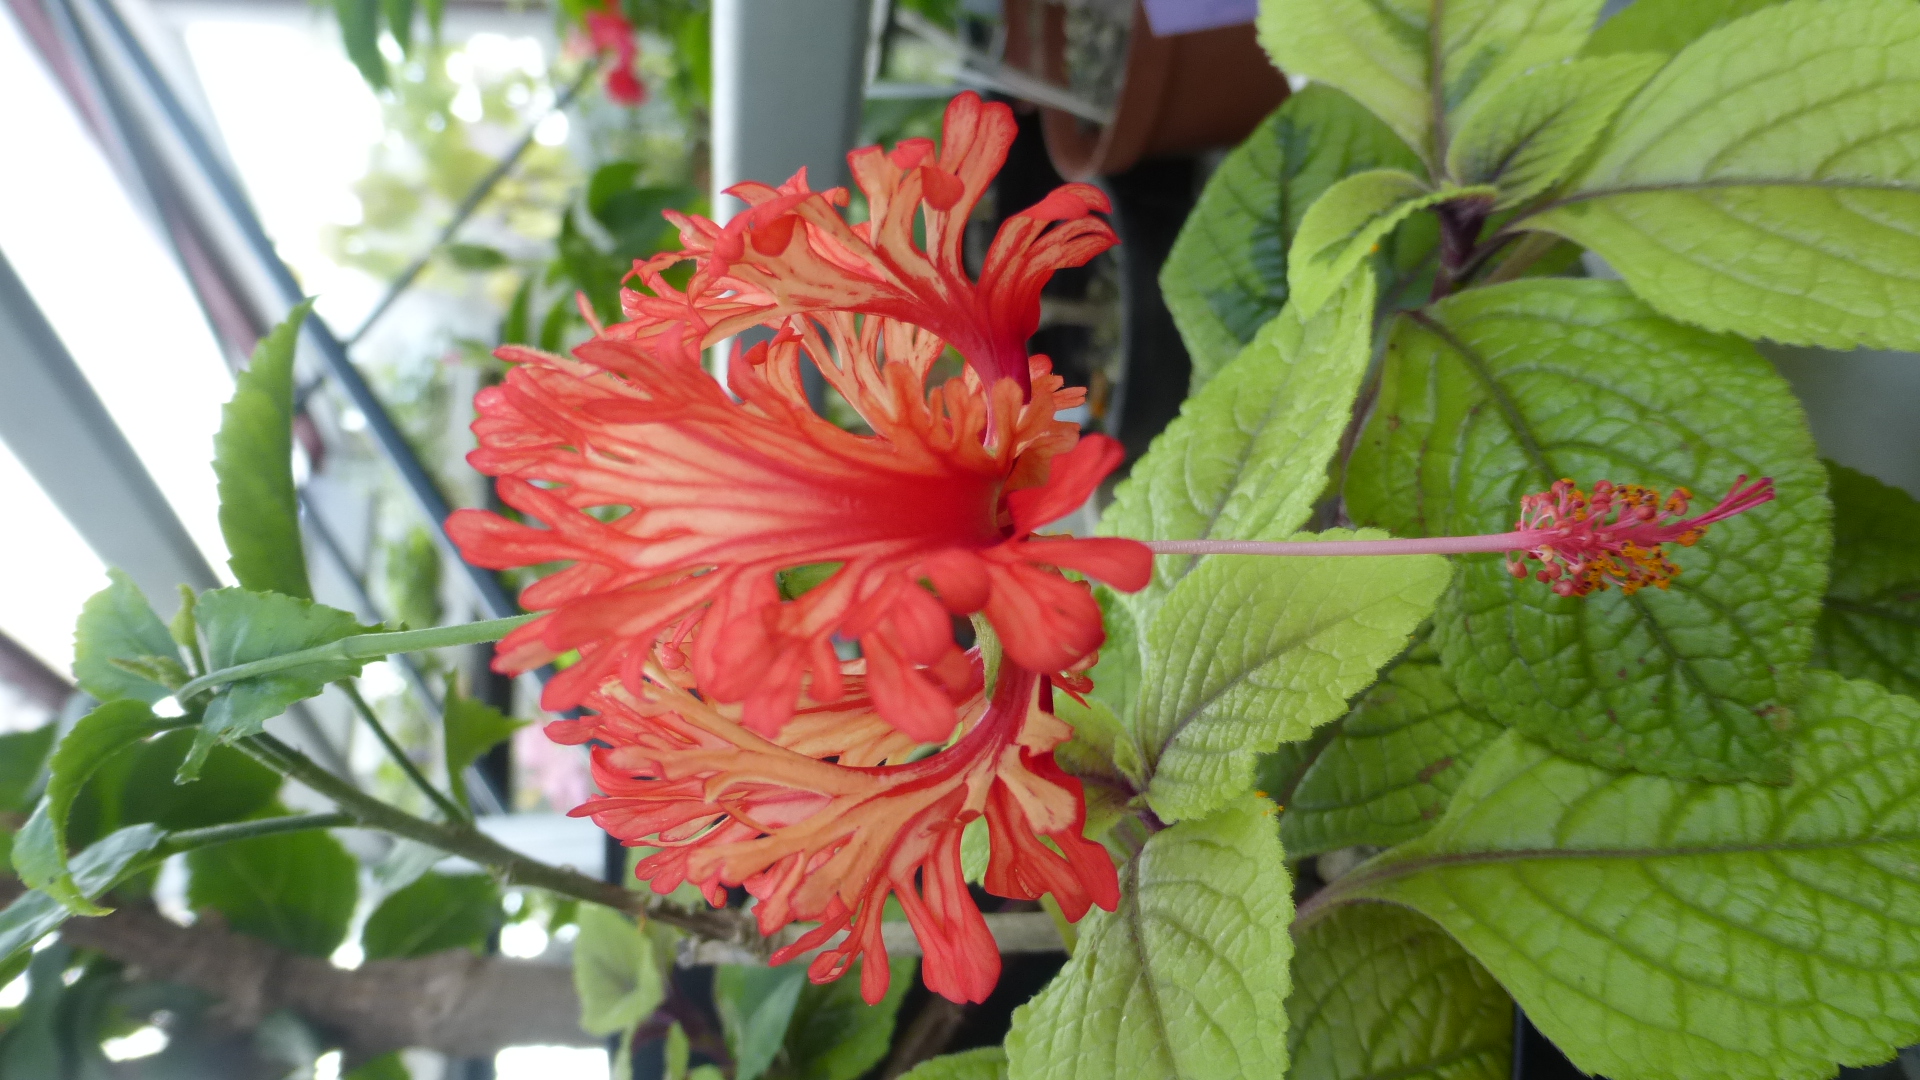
71 570 180 705
1446 55 1664 209
1345 280 1829 782
1583 0 1787 57
1317 672 1920 1080
443 691 525 811
0 725 54 814
334 0 387 89
1812 463 1920 697
573 904 666 1038
717 964 809 1080
1281 640 1503 860
361 872 502 960
1290 171 1494 318
1526 0 1920 351
186 827 357 957
1257 0 1601 164
186 589 374 778
117 730 282 832
901 1050 1009 1080
12 701 181 914
216 299 313 601
1005 797 1292 1080
1100 272 1376 621
0 824 166 961
1160 87 1428 381
1134 535 1448 823
1287 903 1511 1080
770 958 916 1080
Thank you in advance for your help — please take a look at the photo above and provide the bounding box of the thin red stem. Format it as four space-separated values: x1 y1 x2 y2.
1142 531 1542 558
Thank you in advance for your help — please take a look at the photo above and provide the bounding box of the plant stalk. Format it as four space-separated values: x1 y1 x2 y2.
236 733 759 946
158 812 355 858
1144 531 1538 558
338 680 468 823
176 615 536 702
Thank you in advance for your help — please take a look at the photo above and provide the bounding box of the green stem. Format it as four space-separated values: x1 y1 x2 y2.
158 812 354 857
338 680 467 823
236 733 758 946
176 615 536 702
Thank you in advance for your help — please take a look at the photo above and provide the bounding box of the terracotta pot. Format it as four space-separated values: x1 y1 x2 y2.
1002 0 1289 181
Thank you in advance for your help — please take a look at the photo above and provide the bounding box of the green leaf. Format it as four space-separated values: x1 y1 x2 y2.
1290 171 1495 319
187 589 374 779
115 731 282 834
1257 0 1599 163
573 904 666 1038
0 825 165 961
1323 671 1920 1080
1084 585 1141 733
502 277 534 345
381 0 413 56
345 1052 412 1080
901 1049 1009 1080
1812 463 1920 698
187 827 357 957
1345 280 1829 782
335 0 387 89
1584 0 1786 57
1281 640 1503 859
72 570 179 705
771 958 917 1080
1526 0 1920 352
1160 86 1428 382
444 242 508 271
13 701 178 914
1446 55 1665 208
217 298 313 602
1101 271 1378 620
421 0 442 38
443 691 525 811
1005 797 1292 1080
1287 903 1511 1080
0 725 54 814
717 964 809 1080
1133 534 1449 823
361 872 502 960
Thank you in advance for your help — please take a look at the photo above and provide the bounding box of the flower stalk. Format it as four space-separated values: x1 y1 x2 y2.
174 614 537 702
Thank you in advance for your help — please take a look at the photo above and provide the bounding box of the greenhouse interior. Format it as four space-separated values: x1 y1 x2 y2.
3 0 1920 1077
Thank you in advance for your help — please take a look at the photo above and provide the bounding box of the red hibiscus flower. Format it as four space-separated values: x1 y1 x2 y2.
583 0 646 106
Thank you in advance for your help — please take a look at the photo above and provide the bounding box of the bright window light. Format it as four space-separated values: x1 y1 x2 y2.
496 1046 610 1080
103 1024 169 1062
498 919 550 959
0 972 26 1009
0 438 107 674
315 1049 343 1080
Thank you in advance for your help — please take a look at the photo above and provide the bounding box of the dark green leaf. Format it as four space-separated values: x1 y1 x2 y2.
1160 86 1430 383
1282 640 1503 859
1445 54 1664 208
501 277 534 345
538 293 574 352
0 944 68 1075
1333 672 1920 1080
444 242 508 271
770 959 916 1080
118 731 282 832
0 725 54 814
187 589 374 779
1813 463 1920 697
1346 281 1829 782
0 825 166 961
1290 171 1493 319
216 300 314 601
361 872 502 960
13 701 177 913
1288 903 1511 1080
443 691 524 811
335 0 388 89
382 0 413 56
72 570 178 705
187 828 357 957
421 0 442 38
717 964 809 1080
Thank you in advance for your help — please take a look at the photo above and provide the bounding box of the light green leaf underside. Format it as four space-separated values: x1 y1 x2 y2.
0 825 165 961
1530 0 1920 351
1006 798 1292 1080
443 691 525 810
1101 272 1376 623
1582 0 1787 57
1334 672 1920 1080
71 571 178 705
1281 640 1503 859
1137 534 1448 823
360 871 501 961
1257 0 1600 163
1813 462 1920 698
1446 55 1664 208
901 1049 1009 1080
718 964 809 1080
215 299 314 601
1291 172 1492 319
573 904 666 1038
1287 903 1511 1080
1161 86 1428 383
1345 279 1829 782
188 589 374 778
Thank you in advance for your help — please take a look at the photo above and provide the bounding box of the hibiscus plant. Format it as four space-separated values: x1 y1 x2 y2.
6 0 1920 1077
